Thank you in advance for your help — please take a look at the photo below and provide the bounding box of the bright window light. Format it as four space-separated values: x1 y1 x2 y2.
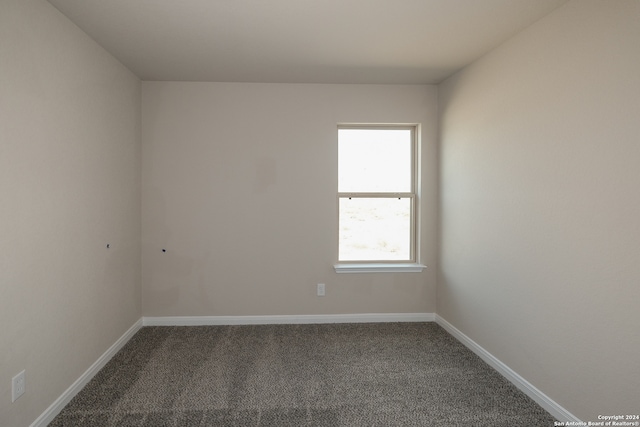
338 126 417 262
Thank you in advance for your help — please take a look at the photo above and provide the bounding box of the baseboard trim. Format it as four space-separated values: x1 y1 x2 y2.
31 319 143 427
435 314 580 423
143 312 435 326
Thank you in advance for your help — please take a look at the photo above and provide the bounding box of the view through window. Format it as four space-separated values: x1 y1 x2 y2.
338 126 417 262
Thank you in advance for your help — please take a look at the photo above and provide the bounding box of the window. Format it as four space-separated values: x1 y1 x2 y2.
336 125 424 272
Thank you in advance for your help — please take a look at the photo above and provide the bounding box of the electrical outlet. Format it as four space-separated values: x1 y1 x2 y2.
317 283 325 296
12 370 25 402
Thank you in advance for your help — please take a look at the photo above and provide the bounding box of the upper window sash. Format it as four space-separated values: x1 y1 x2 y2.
338 127 415 194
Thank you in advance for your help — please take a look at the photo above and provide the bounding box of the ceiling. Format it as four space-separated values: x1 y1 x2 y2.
48 0 568 84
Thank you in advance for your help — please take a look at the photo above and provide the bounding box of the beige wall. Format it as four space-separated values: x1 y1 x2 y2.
0 1 141 425
438 0 640 421
142 82 438 316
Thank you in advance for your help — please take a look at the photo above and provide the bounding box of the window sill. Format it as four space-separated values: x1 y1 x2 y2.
333 263 426 273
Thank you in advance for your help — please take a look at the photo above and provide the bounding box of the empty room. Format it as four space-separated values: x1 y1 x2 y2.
1 0 638 426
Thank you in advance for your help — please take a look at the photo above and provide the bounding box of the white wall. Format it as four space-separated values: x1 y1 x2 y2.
0 1 141 425
142 82 438 317
438 0 640 421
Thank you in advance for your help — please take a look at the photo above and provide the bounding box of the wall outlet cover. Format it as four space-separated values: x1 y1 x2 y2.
12 370 25 402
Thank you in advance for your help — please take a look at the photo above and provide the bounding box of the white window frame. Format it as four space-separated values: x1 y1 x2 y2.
334 124 426 273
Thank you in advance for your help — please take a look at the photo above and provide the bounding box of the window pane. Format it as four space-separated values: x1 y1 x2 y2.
338 129 412 192
339 197 411 261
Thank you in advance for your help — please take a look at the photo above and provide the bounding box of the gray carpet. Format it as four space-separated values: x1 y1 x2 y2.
50 323 557 426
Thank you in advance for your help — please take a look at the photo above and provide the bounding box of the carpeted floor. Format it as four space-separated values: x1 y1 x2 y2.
50 323 557 426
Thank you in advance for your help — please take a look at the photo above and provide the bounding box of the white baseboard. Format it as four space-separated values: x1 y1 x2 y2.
143 312 435 326
435 314 580 423
31 319 143 427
